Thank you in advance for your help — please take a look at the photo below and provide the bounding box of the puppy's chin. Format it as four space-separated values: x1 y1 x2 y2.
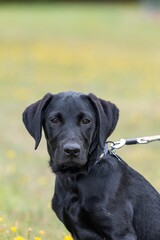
49 159 87 175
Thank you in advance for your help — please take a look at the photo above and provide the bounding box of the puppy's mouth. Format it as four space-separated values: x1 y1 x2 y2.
60 159 87 172
50 158 87 174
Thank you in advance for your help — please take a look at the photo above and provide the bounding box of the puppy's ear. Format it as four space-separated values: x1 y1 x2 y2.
22 93 53 149
87 93 119 149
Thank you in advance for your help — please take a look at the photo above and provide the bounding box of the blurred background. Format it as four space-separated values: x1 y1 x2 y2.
0 0 160 239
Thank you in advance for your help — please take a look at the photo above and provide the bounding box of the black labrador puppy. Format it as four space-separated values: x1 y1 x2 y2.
23 91 160 240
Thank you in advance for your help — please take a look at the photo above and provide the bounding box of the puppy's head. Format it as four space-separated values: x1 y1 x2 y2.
23 91 119 174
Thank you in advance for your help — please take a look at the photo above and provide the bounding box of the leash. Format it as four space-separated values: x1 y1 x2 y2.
110 135 160 150
99 135 160 163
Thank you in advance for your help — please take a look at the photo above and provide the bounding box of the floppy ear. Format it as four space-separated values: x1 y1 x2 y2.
22 93 53 149
87 93 119 149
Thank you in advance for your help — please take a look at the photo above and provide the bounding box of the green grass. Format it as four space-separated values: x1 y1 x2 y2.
0 3 160 240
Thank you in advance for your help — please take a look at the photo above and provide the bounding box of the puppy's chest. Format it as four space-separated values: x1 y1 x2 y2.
64 192 80 212
55 189 81 230
56 178 86 223
55 174 99 225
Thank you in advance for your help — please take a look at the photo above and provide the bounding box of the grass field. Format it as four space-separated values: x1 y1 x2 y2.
0 3 160 240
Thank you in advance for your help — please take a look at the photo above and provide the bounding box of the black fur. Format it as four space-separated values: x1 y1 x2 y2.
23 91 160 240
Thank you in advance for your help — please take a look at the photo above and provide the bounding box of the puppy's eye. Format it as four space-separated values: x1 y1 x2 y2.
50 117 59 124
81 118 91 125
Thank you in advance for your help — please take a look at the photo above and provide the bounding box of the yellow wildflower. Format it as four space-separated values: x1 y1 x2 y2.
64 235 73 240
39 230 45 235
14 236 25 240
34 237 41 240
10 226 17 232
6 150 16 160
0 217 3 222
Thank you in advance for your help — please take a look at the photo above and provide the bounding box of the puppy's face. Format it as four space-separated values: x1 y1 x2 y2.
43 93 97 173
23 91 119 175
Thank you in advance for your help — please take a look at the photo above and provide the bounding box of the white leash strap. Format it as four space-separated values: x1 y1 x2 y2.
111 135 160 150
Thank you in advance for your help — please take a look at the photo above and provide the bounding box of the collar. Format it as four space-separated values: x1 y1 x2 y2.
99 143 109 160
97 142 122 164
95 143 108 164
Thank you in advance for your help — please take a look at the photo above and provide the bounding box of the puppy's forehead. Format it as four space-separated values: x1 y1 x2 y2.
56 91 83 104
59 91 82 97
47 92 92 113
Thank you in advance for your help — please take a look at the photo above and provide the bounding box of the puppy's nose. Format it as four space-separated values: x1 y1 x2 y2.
64 143 80 157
